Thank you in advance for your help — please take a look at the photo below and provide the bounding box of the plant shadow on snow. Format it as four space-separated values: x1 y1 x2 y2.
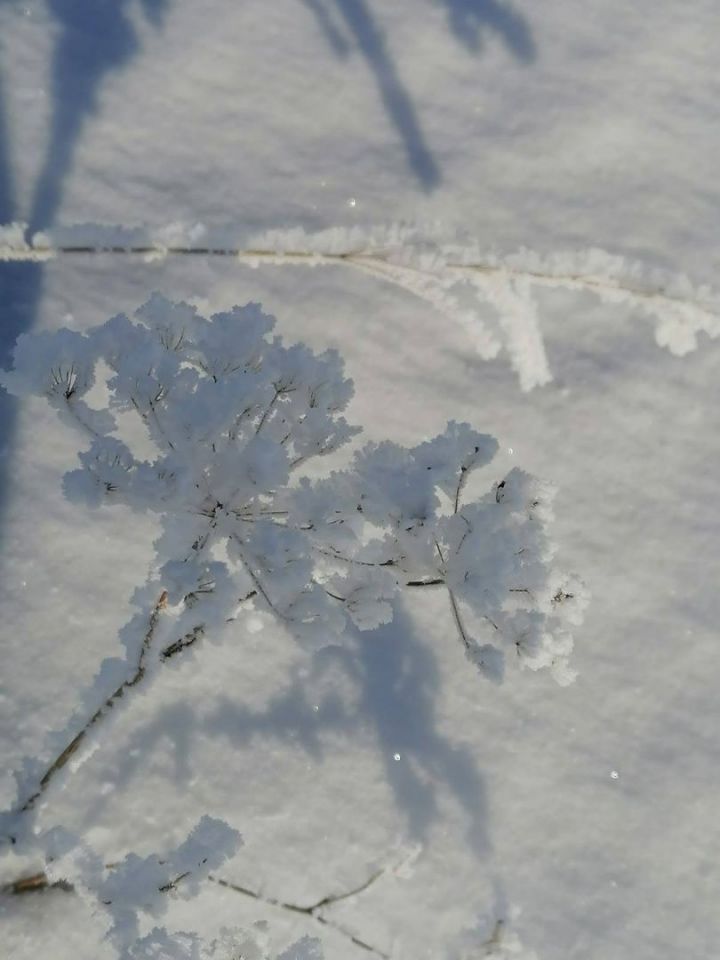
300 0 441 191
81 702 196 829
439 0 536 60
300 0 535 192
83 604 491 863
218 602 491 859
0 0 168 539
0 12 40 534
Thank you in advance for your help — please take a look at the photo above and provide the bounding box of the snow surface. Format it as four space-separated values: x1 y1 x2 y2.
1 1 720 958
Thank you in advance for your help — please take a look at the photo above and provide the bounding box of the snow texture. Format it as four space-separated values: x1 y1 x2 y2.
1 2 719 958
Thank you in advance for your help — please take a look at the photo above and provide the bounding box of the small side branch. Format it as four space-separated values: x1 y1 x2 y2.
160 625 205 661
159 589 258 660
454 467 469 515
447 586 472 655
232 536 286 620
3 865 193 900
211 868 390 959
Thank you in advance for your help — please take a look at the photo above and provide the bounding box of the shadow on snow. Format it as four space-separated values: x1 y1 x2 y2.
0 0 168 538
83 603 491 863
300 0 535 191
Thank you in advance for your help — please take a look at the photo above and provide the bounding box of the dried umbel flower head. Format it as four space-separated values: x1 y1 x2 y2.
1 294 586 682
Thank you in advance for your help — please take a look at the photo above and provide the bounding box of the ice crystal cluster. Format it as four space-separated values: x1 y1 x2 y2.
43 816 241 960
1 294 586 685
246 223 720 390
4 220 718 390
41 813 323 960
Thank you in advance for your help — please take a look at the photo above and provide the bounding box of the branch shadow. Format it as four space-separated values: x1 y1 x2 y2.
301 0 441 191
440 0 536 61
82 702 196 827
301 0 536 191
205 603 491 859
0 0 169 540
29 0 169 233
69 606 490 861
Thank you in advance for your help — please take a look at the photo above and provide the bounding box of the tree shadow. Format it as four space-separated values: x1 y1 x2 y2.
0 0 168 539
30 0 169 233
440 0 536 60
0 68 12 226
301 0 441 191
301 0 536 191
0 32 43 535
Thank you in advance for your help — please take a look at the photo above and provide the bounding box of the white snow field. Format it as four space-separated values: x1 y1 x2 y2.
1 2 719 958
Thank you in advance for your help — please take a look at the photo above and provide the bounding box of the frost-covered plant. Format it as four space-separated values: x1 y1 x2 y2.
5 221 718 389
242 223 720 390
42 816 241 960
30 813 321 960
1 294 586 820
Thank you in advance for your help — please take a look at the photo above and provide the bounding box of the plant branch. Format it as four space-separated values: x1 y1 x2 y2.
454 466 469 515
2 872 71 896
159 624 206 661
5 236 719 336
232 536 287 620
63 399 101 439
210 868 390 959
3 867 390 959
17 590 169 814
11 582 259 824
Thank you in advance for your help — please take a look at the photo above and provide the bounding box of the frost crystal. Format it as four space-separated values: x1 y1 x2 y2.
42 816 241 959
1 295 586 683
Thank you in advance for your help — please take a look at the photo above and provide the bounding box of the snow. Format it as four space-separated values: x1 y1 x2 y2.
2 1 720 958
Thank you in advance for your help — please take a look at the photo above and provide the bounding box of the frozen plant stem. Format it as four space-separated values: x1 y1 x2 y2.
211 867 391 959
5 222 720 395
0 295 586 933
18 590 170 814
12 584 264 823
0 238 712 317
4 861 390 959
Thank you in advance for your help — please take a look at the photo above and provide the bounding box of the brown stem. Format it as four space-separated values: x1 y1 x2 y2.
210 868 391 959
3 866 390 960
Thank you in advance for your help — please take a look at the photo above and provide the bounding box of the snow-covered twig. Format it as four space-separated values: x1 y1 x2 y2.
0 295 586 960
17 589 169 814
211 866 391 959
0 296 586 836
3 221 718 389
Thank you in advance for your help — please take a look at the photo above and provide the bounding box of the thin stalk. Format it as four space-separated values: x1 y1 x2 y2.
18 590 169 814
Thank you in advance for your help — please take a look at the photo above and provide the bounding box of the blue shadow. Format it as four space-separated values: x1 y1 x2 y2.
202 604 491 858
441 0 536 60
29 0 169 233
67 602 491 860
302 0 441 191
0 0 168 538
302 0 536 191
